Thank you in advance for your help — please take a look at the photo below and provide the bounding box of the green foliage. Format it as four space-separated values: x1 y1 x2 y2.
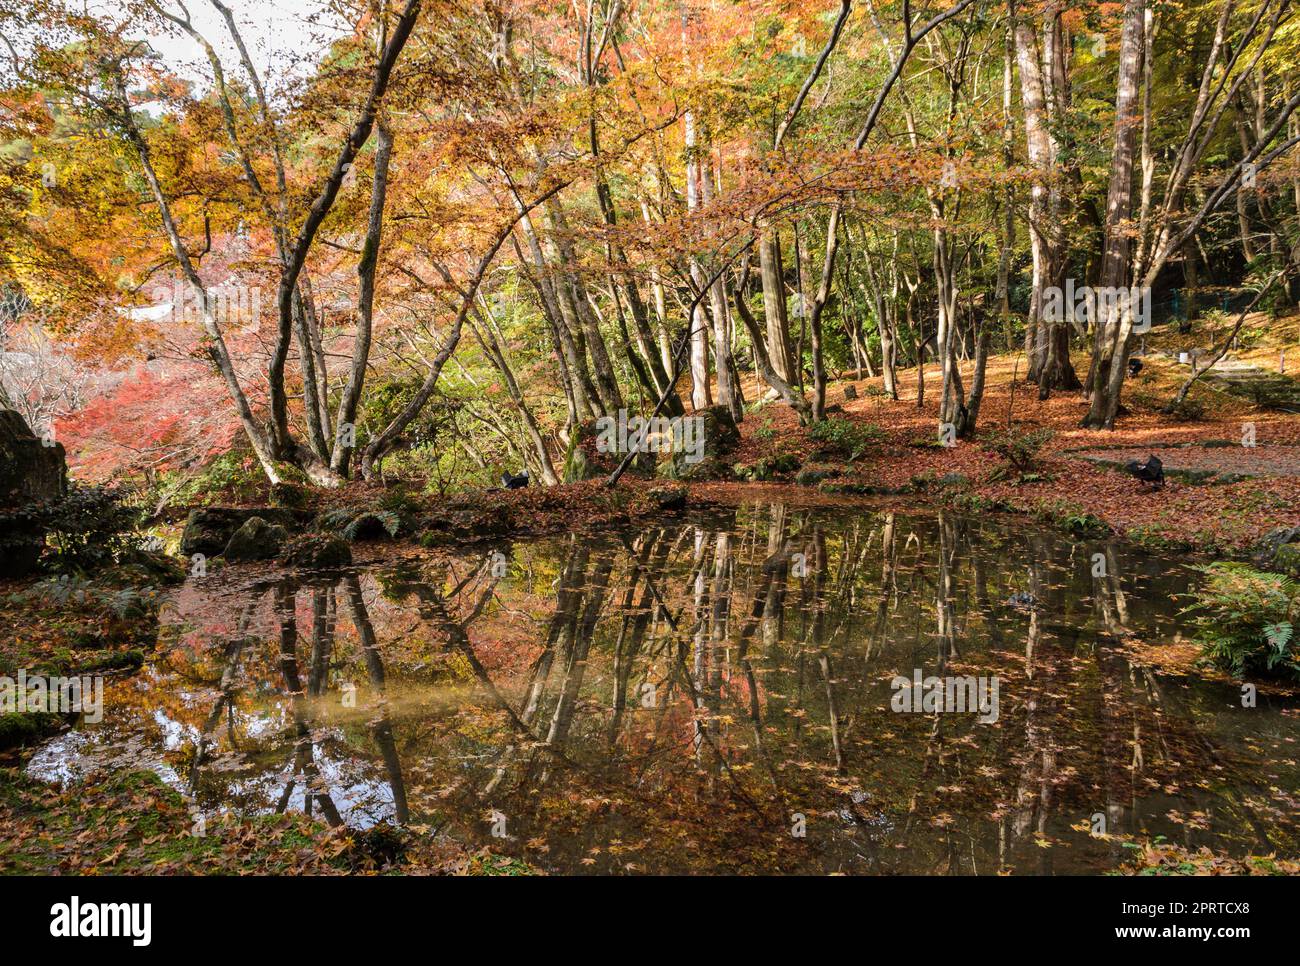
316 506 364 532
1165 396 1205 422
1032 500 1110 538
950 491 1011 514
1182 563 1300 680
170 450 264 506
344 510 403 541
376 485 425 517
1059 511 1110 538
359 377 448 450
808 416 884 460
39 484 138 573
7 573 158 620
981 425 1054 473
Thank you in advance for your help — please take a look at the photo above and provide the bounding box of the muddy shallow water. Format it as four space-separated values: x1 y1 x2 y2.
27 502 1300 874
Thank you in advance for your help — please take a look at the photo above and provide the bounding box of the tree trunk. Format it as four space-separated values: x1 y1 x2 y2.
1083 0 1145 428
332 120 393 475
758 226 795 382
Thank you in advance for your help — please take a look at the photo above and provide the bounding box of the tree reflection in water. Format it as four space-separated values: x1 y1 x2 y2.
30 503 1300 874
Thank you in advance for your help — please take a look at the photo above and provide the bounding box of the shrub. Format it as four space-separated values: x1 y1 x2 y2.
41 484 138 573
169 450 265 505
808 416 884 460
344 510 403 541
1031 499 1110 538
377 484 425 517
981 425 1054 473
1165 396 1205 422
7 574 159 621
1182 563 1300 680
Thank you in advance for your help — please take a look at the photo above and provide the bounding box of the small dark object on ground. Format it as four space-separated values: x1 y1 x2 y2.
1005 591 1037 610
1128 358 1144 376
1124 454 1165 487
501 471 530 489
843 384 858 401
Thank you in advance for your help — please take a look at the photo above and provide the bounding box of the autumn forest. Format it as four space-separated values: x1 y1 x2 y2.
1 0 1299 890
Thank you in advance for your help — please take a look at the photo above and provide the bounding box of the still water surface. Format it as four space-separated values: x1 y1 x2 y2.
28 502 1300 873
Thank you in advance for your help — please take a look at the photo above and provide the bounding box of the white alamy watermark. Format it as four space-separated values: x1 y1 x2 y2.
158 279 263 329
595 409 705 464
890 669 999 724
0 671 103 723
1043 279 1151 334
50 897 151 947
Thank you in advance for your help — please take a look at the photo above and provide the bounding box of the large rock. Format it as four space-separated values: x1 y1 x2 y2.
1252 526 1300 573
0 409 66 577
646 484 687 513
657 405 740 481
1254 526 1300 576
416 500 512 547
180 507 297 558
281 533 352 569
733 453 800 481
0 410 66 502
222 516 288 563
564 418 628 482
1273 543 1300 577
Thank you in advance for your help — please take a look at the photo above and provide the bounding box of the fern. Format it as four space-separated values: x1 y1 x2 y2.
343 510 402 541
1182 564 1300 680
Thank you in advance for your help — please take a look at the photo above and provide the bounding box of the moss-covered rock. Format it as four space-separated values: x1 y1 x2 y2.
1273 543 1300 577
280 534 352 569
222 516 289 562
0 711 60 751
646 485 687 513
180 507 298 557
0 409 66 578
656 406 741 481
796 466 839 486
1252 526 1300 572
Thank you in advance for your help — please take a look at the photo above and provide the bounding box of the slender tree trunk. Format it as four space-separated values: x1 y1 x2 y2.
683 108 713 410
703 151 742 419
332 121 393 475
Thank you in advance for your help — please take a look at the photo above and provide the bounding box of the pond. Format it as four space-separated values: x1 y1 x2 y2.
26 501 1300 874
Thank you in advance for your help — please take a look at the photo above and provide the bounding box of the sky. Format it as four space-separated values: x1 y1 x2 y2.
110 0 349 93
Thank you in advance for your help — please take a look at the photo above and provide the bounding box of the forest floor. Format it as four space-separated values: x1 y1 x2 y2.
0 767 531 875
715 311 1300 555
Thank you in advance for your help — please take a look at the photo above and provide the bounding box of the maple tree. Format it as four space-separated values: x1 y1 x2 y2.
0 0 1298 486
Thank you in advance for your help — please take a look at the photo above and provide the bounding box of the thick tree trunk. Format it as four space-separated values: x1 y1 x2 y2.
758 227 795 383
1014 8 1078 393
1084 0 1145 428
732 265 813 423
